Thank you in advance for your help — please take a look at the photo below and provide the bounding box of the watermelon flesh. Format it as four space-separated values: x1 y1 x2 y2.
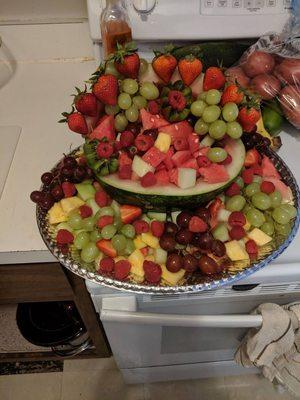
89 115 115 141
160 121 193 143
262 156 280 179
172 150 191 167
140 109 169 130
199 164 229 184
142 147 166 168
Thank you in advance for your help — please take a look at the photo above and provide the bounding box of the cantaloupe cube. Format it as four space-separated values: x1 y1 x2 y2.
247 228 272 246
48 202 67 224
60 196 85 215
141 233 159 248
154 132 171 153
161 265 185 286
225 240 249 261
133 236 147 249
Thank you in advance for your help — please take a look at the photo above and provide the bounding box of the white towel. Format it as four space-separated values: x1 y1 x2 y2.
235 302 300 398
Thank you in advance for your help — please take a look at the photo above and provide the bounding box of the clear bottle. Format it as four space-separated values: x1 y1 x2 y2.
100 0 132 59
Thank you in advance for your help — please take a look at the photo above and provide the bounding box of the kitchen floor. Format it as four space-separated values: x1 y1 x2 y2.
0 357 297 400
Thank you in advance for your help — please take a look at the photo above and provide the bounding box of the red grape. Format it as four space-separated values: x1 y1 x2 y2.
63 156 77 168
176 211 192 228
211 240 226 257
164 221 178 236
195 208 211 224
41 172 53 185
159 234 176 251
73 166 87 182
61 166 74 178
175 229 193 245
30 190 44 204
166 253 183 272
198 255 219 275
183 254 198 272
40 193 54 210
194 232 213 251
51 185 64 201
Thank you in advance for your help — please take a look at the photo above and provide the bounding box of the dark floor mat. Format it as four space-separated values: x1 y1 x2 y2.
0 360 63 375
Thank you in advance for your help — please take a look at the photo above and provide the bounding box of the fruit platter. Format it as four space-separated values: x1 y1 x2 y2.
31 43 300 293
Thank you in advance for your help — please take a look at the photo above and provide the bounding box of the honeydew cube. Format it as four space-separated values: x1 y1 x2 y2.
154 248 168 265
147 212 167 222
154 132 171 153
218 209 231 222
60 196 85 215
247 228 272 246
75 183 96 201
171 210 181 224
133 235 147 249
161 265 185 286
48 202 67 224
200 135 215 147
225 240 249 261
132 155 154 178
141 232 159 249
86 198 100 215
178 168 196 189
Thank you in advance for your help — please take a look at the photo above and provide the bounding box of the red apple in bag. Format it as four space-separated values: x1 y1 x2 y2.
279 85 300 127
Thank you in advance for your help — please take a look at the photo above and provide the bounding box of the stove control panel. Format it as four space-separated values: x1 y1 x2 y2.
201 0 291 15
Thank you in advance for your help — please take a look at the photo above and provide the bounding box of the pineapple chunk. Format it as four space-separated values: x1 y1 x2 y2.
161 265 185 286
141 232 159 249
48 202 67 224
244 218 251 231
129 249 145 281
247 228 272 246
145 255 155 262
225 240 249 261
60 196 85 215
133 235 147 249
154 132 171 153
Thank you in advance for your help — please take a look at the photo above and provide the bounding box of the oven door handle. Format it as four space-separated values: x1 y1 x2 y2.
101 309 263 328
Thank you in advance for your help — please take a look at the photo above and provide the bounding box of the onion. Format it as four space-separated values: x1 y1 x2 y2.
225 66 250 88
242 51 275 78
279 85 300 128
274 58 300 85
250 74 281 100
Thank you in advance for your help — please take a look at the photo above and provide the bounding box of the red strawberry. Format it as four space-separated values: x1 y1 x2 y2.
178 56 203 86
152 48 177 84
244 148 261 167
92 74 118 106
238 107 260 132
220 84 244 106
73 86 98 117
62 182 76 198
203 67 226 91
120 205 142 224
56 229 74 245
59 111 88 135
112 42 140 79
96 239 117 258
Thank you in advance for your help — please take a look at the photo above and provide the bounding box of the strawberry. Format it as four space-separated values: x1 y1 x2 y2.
203 67 226 91
120 204 142 224
244 148 261 167
62 182 76 198
238 107 260 132
220 84 244 106
96 239 117 258
112 42 140 79
73 85 98 117
59 110 88 135
178 55 203 86
152 46 177 84
92 74 118 106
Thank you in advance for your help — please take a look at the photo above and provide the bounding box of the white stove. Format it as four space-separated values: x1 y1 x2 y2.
85 0 300 384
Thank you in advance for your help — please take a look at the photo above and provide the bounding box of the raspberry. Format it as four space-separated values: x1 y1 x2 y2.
246 239 258 259
189 216 208 233
242 168 254 184
197 155 211 168
58 243 70 255
168 90 186 111
114 141 122 151
118 164 132 180
115 260 131 280
62 182 76 198
260 181 275 194
148 100 160 115
56 229 74 245
141 172 157 187
140 247 149 257
134 134 154 152
97 215 114 229
133 219 149 234
95 191 108 207
225 182 240 197
229 226 246 240
252 164 263 176
174 138 189 151
96 142 114 159
79 205 93 218
120 130 135 147
99 257 115 273
228 211 246 227
218 154 232 165
151 220 165 237
143 260 162 284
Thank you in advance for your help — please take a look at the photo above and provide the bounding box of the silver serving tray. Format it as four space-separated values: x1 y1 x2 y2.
37 145 300 294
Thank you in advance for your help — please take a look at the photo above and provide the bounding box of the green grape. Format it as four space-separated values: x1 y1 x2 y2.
252 192 272 210
121 224 136 238
110 200 121 217
246 208 265 227
222 102 239 122
139 58 148 75
261 221 275 236
202 105 221 123
74 231 90 250
112 234 127 252
124 239 135 255
125 105 139 122
245 182 260 198
235 176 245 189
197 91 207 101
272 206 291 225
140 82 159 100
82 217 95 232
212 223 229 242
226 195 246 212
101 224 117 239
269 190 282 208
80 242 100 263
194 119 209 135
105 104 120 115
280 204 297 219
113 217 123 231
226 121 243 139
207 147 227 163
105 60 121 78
274 222 291 236
208 120 227 139
132 95 147 109
114 114 128 132
97 206 114 217
243 204 253 214
206 89 221 105
190 100 207 117
122 78 139 95
90 230 102 242
118 92 132 110
253 175 263 184
68 212 83 230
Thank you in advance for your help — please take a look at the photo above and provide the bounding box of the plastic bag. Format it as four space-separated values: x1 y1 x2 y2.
225 0 300 130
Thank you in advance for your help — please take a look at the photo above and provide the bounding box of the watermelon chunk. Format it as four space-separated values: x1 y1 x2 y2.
119 152 132 168
89 115 115 141
142 146 166 168
199 164 229 184
193 146 210 159
160 121 193 143
169 168 179 186
188 134 200 154
140 109 169 130
265 177 293 202
261 156 280 179
164 147 175 170
182 159 198 170
172 150 191 167
155 169 170 185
